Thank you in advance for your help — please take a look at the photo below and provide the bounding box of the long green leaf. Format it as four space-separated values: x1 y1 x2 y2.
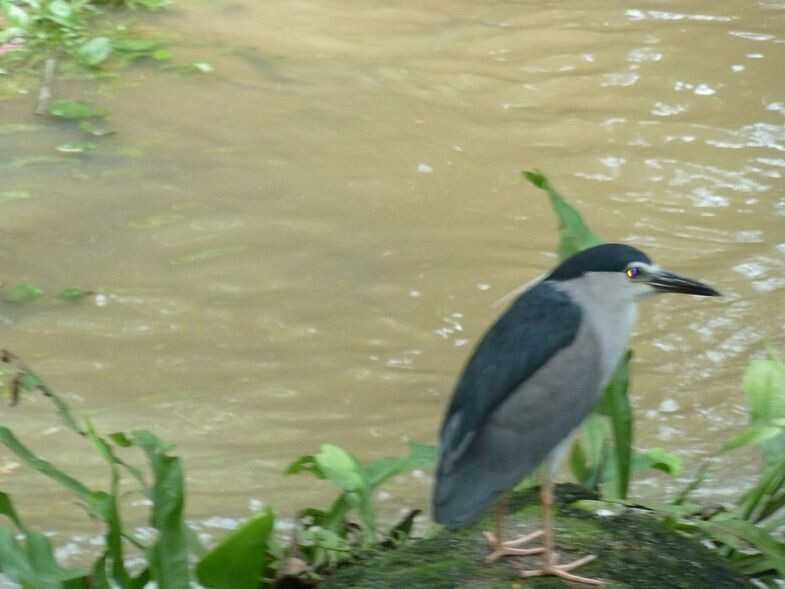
88 555 112 589
523 170 603 260
577 413 608 491
0 526 87 588
0 426 112 520
602 351 633 499
0 527 38 588
132 429 191 589
196 508 275 589
365 443 436 489
25 531 88 584
568 440 590 487
0 492 26 532
737 453 785 523
697 517 785 578
13 369 82 435
722 425 784 454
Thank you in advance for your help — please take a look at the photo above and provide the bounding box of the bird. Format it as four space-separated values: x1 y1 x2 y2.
432 243 720 585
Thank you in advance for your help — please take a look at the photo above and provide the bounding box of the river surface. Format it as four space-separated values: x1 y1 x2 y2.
1 0 784 567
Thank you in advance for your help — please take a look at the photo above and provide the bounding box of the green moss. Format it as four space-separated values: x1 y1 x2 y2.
321 485 752 589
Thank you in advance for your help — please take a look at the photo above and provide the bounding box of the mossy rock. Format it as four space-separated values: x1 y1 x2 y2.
320 484 752 589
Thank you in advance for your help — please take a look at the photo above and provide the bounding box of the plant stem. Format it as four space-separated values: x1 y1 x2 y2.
35 57 58 115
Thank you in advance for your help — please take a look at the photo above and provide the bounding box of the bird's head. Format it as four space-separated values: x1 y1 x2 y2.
547 243 721 302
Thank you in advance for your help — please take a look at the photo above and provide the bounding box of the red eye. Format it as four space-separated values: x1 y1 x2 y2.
626 267 639 279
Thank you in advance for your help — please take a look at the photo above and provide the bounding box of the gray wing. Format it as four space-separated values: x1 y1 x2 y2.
432 281 602 527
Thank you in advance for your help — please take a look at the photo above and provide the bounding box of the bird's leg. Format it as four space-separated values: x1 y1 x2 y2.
518 480 605 586
483 494 544 563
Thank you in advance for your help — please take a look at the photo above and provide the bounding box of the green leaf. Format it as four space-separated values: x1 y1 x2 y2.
365 442 436 489
575 412 608 491
697 517 785 578
131 430 190 588
315 444 367 492
0 528 38 588
78 37 112 66
0 508 88 587
385 509 420 546
130 0 169 9
0 426 112 520
47 0 73 19
737 452 785 523
523 169 604 260
46 0 75 26
632 448 682 476
601 351 633 499
88 554 112 589
112 38 157 52
0 492 26 531
569 440 590 486
742 353 785 466
744 355 785 425
48 100 106 120
109 431 134 447
56 287 93 301
284 453 323 477
722 425 784 453
195 508 275 589
25 531 88 584
2 4 30 27
4 283 43 303
301 526 354 568
152 49 172 61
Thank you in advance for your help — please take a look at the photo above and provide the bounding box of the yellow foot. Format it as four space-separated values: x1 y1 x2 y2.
519 554 604 586
482 529 544 563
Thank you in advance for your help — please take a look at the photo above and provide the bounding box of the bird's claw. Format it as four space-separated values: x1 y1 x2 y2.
482 529 544 563
519 553 604 586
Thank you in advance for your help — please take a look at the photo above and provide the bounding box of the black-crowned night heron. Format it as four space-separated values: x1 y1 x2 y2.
432 243 719 585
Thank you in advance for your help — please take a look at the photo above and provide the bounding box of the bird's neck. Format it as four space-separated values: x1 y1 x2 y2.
553 274 638 383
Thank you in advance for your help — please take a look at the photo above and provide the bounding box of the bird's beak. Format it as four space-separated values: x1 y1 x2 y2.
650 270 720 297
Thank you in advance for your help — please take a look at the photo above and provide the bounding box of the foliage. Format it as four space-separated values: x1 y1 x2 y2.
195 509 276 589
0 350 194 587
0 352 434 588
661 350 785 585
284 443 436 574
0 0 170 68
47 99 105 119
0 0 209 151
523 170 682 499
1 282 94 303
